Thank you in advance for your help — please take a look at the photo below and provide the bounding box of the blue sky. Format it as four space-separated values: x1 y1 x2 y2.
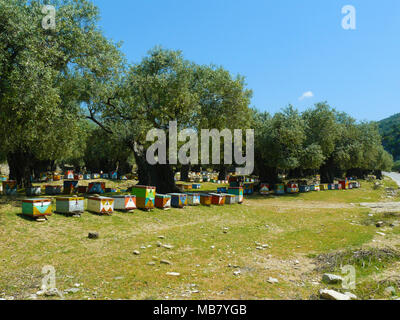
92 0 400 121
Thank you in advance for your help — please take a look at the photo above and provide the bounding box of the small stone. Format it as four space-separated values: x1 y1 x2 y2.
166 272 180 277
158 236 165 239
133 250 141 255
160 260 172 265
27 294 38 300
262 244 270 249
44 288 62 297
322 274 344 284
344 292 358 300
385 286 396 296
64 288 80 294
268 277 279 284
88 232 99 239
162 244 174 250
140 246 147 250
114 277 124 280
377 232 386 236
376 221 384 228
233 270 241 276
147 262 156 266
74 283 81 287
294 260 300 265
210 246 215 249
256 246 264 250
320 289 351 301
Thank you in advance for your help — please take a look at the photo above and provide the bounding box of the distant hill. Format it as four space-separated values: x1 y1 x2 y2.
378 113 400 161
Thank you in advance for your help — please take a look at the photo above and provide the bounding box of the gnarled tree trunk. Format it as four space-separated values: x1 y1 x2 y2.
7 149 33 188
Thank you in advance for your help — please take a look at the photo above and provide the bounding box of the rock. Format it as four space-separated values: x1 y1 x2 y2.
27 294 38 300
160 260 172 265
64 288 80 294
44 288 62 297
158 236 165 239
377 232 386 236
294 260 300 265
376 221 385 228
344 292 358 300
162 244 174 250
166 272 180 277
147 262 156 266
114 277 124 280
210 246 215 249
133 250 141 255
385 286 396 296
322 274 343 284
268 277 279 284
256 247 264 250
88 232 99 239
320 289 351 301
233 270 241 276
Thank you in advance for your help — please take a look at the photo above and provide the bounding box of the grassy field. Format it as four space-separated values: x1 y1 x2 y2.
1 178 400 300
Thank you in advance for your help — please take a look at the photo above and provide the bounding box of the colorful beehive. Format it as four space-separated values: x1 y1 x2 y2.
0 175 7 182
74 174 83 180
228 187 244 204
210 193 226 206
217 187 228 194
88 182 105 194
155 194 171 210
63 180 79 194
45 185 62 195
186 193 200 206
310 185 320 192
299 185 311 193
286 183 299 194
335 184 342 190
192 184 201 190
320 184 329 191
110 171 118 180
101 173 109 179
244 183 254 195
274 184 285 195
339 179 349 190
3 181 17 195
120 175 128 180
53 173 61 181
55 197 85 216
229 176 244 188
200 194 212 206
223 194 236 204
26 186 42 196
83 174 91 180
87 196 114 215
131 185 156 210
350 181 361 189
112 195 137 211
169 193 188 208
78 186 88 194
328 184 336 190
259 183 271 195
91 173 101 180
64 170 74 180
105 188 118 193
22 198 52 218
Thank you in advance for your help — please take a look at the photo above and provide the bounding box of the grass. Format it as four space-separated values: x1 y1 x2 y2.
0 178 400 300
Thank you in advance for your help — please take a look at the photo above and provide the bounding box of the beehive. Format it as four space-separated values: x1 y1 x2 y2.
87 196 114 215
328 184 336 190
228 187 244 203
53 173 61 181
155 194 171 210
83 174 91 180
217 187 228 194
200 194 212 206
286 183 299 194
63 180 79 194
274 184 285 195
169 193 188 208
2 181 17 195
309 185 320 192
192 184 201 190
101 173 109 179
74 174 83 180
210 193 226 206
112 195 137 211
55 197 85 216
299 185 311 193
244 183 254 195
320 184 329 191
223 194 236 204
26 186 42 196
64 170 74 180
335 184 342 190
45 185 62 195
259 183 270 195
186 193 200 206
22 198 52 218
88 182 105 194
339 179 349 190
110 171 118 180
91 173 100 180
131 185 156 210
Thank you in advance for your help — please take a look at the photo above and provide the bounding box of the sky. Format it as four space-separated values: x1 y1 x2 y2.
91 0 400 122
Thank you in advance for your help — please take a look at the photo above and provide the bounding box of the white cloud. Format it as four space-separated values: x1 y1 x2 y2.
299 91 314 101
